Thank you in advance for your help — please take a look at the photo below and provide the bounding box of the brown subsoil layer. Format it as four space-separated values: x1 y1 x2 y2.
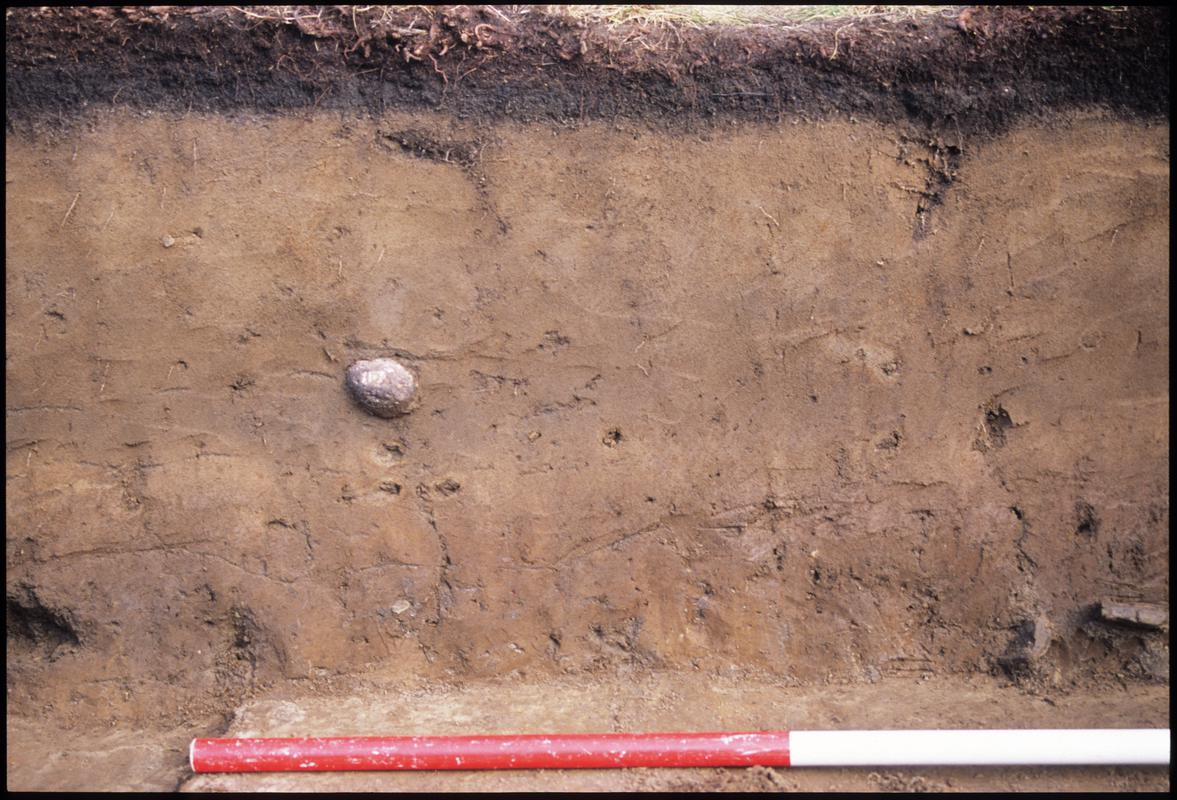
5 6 1170 794
4 6 1170 133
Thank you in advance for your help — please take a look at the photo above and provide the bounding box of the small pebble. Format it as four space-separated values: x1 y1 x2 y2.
161 235 175 248
391 600 412 615
345 358 418 418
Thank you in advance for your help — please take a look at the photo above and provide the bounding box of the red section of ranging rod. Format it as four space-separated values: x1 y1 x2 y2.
191 732 792 772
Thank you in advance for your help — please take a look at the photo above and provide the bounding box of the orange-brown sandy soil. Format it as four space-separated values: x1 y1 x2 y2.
6 6 1169 792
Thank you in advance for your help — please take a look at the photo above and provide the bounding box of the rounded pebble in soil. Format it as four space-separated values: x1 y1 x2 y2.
345 358 418 418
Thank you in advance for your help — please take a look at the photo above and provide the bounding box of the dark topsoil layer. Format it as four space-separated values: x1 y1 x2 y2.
4 5 1170 134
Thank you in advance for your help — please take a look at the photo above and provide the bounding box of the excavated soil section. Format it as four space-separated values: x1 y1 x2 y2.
5 5 1170 793
5 6 1170 132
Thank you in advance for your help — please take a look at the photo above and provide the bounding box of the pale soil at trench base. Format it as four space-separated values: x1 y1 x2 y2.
5 108 1169 792
6 674 1170 792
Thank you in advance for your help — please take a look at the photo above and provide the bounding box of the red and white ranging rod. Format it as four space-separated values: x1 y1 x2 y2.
191 729 1170 773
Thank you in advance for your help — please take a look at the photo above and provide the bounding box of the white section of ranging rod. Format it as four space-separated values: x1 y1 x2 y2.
789 729 1170 767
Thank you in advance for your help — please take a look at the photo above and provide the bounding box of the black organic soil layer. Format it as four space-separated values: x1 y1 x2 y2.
4 6 1171 133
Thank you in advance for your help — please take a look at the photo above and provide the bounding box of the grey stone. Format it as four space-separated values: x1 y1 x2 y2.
1100 599 1168 631
345 358 418 417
